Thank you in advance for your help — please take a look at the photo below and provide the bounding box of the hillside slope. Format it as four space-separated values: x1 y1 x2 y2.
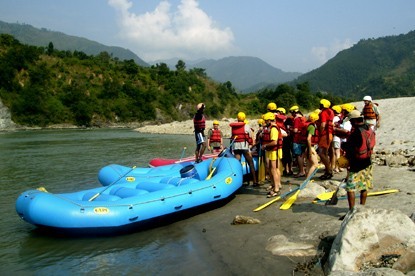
0 20 148 66
293 30 415 99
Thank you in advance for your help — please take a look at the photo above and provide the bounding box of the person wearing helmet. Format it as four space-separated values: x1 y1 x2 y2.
318 99 334 180
362 95 380 131
303 112 320 179
341 110 376 215
207 120 223 154
267 102 277 112
290 105 306 178
261 112 282 197
193 103 207 163
230 112 258 186
331 105 343 173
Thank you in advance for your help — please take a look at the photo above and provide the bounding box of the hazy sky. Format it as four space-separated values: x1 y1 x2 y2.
0 0 414 73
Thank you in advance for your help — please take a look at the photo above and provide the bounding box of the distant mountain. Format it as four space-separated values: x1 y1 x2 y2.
191 56 301 93
292 30 415 99
0 20 148 66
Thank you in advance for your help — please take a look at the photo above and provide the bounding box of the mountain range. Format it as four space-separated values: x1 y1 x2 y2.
0 20 300 92
1 20 414 99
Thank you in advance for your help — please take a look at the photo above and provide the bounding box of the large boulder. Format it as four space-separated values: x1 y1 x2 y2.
327 206 415 274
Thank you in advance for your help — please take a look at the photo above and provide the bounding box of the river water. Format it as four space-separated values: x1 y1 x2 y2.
0 129 230 274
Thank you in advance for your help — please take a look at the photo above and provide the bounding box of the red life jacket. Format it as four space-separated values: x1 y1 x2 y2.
319 108 334 136
355 126 376 159
230 122 253 144
262 125 283 151
209 129 222 143
362 103 377 120
300 122 319 145
293 116 306 143
193 114 206 130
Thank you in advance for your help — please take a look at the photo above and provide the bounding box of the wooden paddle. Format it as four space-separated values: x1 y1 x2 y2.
279 168 319 210
88 166 136 201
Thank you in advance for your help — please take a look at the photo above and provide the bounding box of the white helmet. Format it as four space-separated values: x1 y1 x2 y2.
363 96 372 101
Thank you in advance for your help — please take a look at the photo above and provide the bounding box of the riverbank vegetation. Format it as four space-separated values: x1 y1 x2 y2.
0 34 346 127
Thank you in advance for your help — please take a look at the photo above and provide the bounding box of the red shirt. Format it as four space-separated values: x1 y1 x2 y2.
319 108 334 135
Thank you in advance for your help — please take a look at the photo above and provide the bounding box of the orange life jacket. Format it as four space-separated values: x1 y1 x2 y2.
262 125 283 151
230 122 252 144
362 103 377 120
209 129 222 143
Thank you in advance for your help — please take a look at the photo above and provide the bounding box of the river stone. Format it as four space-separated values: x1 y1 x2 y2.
231 215 261 225
265 234 316 257
327 206 415 274
300 181 326 199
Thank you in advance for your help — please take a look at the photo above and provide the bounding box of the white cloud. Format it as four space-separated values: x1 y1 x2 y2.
108 0 235 61
311 38 354 66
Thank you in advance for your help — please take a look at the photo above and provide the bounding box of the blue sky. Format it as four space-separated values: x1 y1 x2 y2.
0 0 414 73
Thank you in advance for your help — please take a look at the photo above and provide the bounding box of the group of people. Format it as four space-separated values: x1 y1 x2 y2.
192 96 379 210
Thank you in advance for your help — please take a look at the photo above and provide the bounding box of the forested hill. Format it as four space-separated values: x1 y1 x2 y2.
0 34 243 127
0 20 148 67
293 30 415 99
0 33 343 128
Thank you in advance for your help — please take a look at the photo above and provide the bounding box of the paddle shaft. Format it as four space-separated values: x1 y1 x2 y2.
205 137 237 180
313 189 399 203
179 147 187 161
279 168 319 210
88 166 136 201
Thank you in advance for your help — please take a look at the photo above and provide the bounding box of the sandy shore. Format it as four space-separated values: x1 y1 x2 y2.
135 97 415 274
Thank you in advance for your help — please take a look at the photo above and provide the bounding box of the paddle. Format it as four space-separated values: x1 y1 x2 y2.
253 187 298 212
279 168 319 210
325 179 346 205
88 166 136 201
312 189 399 204
205 136 236 180
179 147 187 161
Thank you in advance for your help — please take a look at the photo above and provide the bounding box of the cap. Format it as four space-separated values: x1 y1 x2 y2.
363 96 372 102
348 110 362 120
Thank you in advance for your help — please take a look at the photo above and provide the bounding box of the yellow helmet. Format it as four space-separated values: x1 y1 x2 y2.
276 107 286 114
267 102 277 111
213 120 219 125
309 112 319 123
263 112 275 121
314 109 321 114
257 118 265 126
320 99 331 108
337 156 349 168
289 105 299 112
341 103 355 113
332 105 342 114
237 112 246 121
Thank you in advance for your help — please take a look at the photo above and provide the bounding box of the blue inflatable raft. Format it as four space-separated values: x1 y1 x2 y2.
15 156 243 235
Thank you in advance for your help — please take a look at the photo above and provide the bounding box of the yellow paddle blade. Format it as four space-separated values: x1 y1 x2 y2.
280 190 300 210
316 190 335 201
253 195 282 212
205 167 216 180
258 159 266 182
36 187 48 193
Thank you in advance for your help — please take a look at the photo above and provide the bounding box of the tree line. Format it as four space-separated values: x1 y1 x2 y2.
0 34 348 127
